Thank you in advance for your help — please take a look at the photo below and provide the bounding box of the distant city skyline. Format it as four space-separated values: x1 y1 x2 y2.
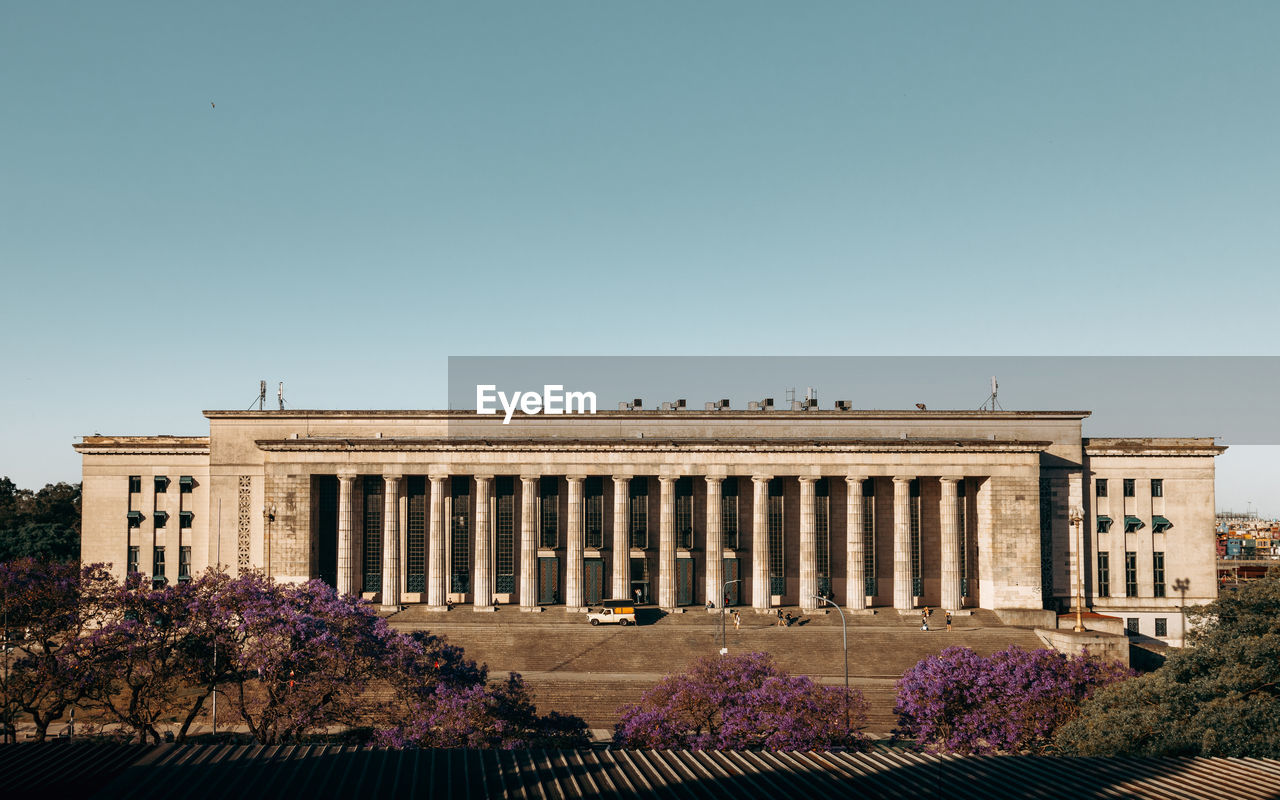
3 3 1277 513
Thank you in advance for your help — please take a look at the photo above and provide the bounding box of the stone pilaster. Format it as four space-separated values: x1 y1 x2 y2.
336 473 356 596
565 476 585 611
752 475 771 611
612 475 629 600
940 477 961 613
381 475 401 611
519 476 538 610
473 475 494 610
893 476 913 610
799 477 818 612
426 475 447 610
845 476 866 610
704 476 723 608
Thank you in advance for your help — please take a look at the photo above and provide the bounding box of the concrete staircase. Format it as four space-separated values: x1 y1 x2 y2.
388 606 1044 737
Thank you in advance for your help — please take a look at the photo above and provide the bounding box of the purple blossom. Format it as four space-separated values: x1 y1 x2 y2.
613 652 869 750
893 645 1133 754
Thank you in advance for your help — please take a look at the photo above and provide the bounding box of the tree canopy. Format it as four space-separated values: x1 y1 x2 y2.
0 478 81 563
894 645 1131 754
1054 570 1280 757
613 651 868 750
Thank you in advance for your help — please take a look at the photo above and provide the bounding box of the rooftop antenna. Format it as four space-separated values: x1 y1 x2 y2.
979 376 1003 411
278 381 286 411
248 380 267 411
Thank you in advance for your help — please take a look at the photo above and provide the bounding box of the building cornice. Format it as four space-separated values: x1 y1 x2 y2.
74 436 210 456
206 408 1092 421
254 437 1053 454
1084 437 1227 456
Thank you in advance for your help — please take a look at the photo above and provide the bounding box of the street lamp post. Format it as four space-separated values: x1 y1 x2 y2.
1070 507 1086 633
812 594 849 740
720 579 742 655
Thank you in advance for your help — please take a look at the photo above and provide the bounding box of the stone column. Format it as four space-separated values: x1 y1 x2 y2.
426 475 447 610
612 475 629 600
565 476 585 611
940 477 962 613
893 476 913 610
752 475 771 611
658 476 676 610
799 477 818 612
336 474 356 596
845 476 866 610
473 475 493 610
704 476 723 609
519 476 539 610
381 475 401 611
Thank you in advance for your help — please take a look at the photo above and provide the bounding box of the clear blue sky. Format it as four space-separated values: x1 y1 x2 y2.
2 3 1277 512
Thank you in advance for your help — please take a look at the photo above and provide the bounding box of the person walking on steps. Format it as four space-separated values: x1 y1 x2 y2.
946 610 953 632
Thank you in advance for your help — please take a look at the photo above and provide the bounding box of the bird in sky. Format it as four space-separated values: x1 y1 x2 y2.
211 102 215 109
916 403 927 410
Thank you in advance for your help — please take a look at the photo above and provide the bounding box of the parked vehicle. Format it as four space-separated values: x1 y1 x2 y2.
587 599 636 626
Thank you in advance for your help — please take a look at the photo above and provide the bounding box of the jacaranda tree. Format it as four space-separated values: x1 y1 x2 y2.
0 559 114 742
894 645 1131 754
613 651 869 750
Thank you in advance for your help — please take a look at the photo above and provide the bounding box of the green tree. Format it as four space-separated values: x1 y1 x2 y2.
1054 570 1280 757
0 479 80 563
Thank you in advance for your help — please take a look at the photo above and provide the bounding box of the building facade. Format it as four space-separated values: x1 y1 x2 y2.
75 407 1223 642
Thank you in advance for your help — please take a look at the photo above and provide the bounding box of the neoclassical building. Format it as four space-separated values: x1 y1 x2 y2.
76 406 1223 641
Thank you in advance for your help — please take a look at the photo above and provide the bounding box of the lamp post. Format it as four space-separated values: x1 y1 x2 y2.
812 594 849 739
720 579 741 655
1070 507 1086 633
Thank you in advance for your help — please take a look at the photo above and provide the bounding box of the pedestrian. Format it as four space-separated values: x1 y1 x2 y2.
784 612 794 627
733 610 741 630
706 600 714 611
921 615 929 632
924 605 931 618
724 593 731 607
946 610 953 632
776 609 785 627
634 587 642 605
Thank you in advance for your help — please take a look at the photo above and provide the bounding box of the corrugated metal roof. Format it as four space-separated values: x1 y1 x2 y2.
4 743 1280 800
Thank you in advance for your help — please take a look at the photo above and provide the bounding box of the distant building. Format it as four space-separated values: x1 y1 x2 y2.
75 406 1224 645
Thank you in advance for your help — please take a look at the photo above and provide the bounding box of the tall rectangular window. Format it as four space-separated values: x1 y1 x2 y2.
153 546 166 580
629 477 648 549
1125 551 1138 597
179 511 193 529
721 478 739 550
815 479 830 587
540 476 559 549
1155 618 1168 637
179 545 191 581
180 476 194 494
1151 479 1163 498
155 476 169 494
1097 552 1110 598
862 481 876 597
676 477 693 549
910 479 922 597
128 475 142 494
451 479 471 593
584 477 603 549
1123 479 1136 497
1153 551 1166 598
1127 618 1139 634
495 477 515 593
362 477 383 592
406 477 426 592
1096 478 1108 498
127 545 140 574
768 478 785 595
